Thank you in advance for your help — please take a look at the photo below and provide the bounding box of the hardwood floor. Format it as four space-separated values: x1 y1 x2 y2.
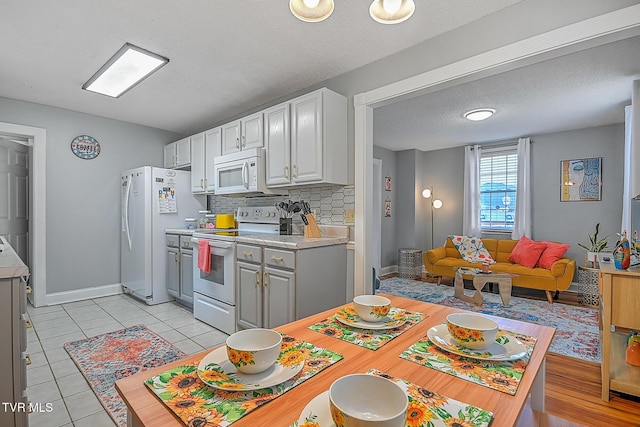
381 273 640 426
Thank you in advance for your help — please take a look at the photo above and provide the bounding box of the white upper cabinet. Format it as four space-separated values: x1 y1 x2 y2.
164 137 191 169
191 127 221 193
221 112 264 155
264 103 291 186
266 88 347 187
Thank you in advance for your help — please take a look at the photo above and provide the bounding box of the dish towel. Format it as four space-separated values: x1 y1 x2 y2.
197 239 210 273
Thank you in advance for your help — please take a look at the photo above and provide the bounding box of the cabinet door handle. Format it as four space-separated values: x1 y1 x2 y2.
25 353 31 366
175 253 179 262
204 178 208 189
255 270 260 285
200 178 204 189
244 252 253 258
236 137 240 149
263 272 269 287
292 164 298 178
25 320 32 329
284 166 289 179
26 286 32 295
271 256 284 262
242 135 246 148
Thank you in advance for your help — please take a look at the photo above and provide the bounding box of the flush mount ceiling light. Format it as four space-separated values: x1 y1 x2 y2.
370 0 415 24
289 0 335 22
82 43 169 98
463 108 496 121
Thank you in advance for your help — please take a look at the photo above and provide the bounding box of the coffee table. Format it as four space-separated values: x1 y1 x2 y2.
454 267 515 306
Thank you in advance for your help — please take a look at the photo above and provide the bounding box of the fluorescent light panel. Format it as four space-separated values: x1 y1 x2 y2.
83 43 169 98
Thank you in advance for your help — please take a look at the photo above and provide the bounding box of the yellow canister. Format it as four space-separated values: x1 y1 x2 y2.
216 214 236 229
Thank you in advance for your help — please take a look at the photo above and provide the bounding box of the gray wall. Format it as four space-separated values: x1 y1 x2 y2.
378 123 624 272
0 96 181 293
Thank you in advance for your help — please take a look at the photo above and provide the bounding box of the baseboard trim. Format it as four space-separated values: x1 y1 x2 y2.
380 265 397 276
45 283 123 306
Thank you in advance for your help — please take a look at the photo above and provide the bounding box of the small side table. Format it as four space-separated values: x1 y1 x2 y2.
398 248 422 279
454 268 514 306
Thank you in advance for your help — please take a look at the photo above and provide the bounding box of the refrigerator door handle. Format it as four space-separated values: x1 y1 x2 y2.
124 174 133 251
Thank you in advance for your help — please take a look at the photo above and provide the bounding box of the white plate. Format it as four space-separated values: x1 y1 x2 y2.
427 324 528 361
295 391 335 427
334 307 408 330
197 346 304 391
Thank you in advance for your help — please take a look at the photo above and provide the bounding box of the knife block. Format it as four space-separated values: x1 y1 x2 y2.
304 214 322 238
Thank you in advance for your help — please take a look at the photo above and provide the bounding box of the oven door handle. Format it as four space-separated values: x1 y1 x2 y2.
191 238 234 250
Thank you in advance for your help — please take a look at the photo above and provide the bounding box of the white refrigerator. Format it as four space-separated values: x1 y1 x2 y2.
121 166 203 305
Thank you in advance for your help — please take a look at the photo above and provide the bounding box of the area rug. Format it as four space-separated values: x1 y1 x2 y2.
64 324 187 427
379 277 600 363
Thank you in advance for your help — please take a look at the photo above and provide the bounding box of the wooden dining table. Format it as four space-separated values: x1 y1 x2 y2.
115 293 555 427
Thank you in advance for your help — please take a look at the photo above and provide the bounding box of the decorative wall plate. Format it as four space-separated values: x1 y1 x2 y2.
71 135 101 159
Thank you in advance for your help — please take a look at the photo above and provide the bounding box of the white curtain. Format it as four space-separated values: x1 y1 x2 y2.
511 137 531 239
463 145 481 236
622 105 632 236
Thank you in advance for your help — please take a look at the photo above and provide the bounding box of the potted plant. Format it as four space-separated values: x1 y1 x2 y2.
577 223 609 267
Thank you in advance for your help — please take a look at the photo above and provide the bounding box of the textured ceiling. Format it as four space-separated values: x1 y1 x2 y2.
0 0 521 135
373 35 640 152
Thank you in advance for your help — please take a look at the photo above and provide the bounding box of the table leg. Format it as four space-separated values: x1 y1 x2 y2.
497 278 512 305
455 272 483 306
530 357 546 412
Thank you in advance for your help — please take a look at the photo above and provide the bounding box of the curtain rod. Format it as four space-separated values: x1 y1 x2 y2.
468 139 533 150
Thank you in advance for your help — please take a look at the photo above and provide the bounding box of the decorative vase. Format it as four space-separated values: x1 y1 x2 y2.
614 238 631 269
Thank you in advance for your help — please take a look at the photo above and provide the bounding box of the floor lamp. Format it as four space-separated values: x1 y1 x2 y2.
422 187 443 249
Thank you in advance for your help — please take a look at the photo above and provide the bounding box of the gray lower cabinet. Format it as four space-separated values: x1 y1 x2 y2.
0 238 29 427
237 243 346 330
166 234 194 308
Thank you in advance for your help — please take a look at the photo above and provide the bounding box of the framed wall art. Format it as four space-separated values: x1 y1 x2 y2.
560 157 602 201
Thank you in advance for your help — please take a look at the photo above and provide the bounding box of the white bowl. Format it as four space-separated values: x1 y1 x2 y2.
225 328 282 374
329 374 407 427
353 295 391 323
446 313 499 350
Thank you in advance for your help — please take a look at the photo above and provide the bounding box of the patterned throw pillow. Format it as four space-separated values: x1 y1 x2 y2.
448 235 495 264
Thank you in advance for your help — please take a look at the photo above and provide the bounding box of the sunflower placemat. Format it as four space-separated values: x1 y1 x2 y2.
400 327 537 395
308 306 426 350
292 369 493 427
145 335 343 426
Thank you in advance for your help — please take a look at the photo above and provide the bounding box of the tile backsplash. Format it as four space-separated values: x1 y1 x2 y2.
208 185 354 225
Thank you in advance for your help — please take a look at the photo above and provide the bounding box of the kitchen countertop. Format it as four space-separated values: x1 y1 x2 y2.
165 228 196 236
0 237 29 279
236 234 348 249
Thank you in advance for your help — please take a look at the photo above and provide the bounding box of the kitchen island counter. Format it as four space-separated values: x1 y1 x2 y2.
0 237 28 279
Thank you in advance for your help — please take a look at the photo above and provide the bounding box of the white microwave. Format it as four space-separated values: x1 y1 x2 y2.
213 148 285 196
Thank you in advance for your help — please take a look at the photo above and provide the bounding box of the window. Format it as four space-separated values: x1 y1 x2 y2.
480 147 518 231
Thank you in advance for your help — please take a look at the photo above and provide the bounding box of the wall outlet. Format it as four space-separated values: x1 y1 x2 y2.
344 209 355 223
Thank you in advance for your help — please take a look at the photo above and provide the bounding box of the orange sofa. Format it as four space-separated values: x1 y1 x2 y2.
423 237 576 303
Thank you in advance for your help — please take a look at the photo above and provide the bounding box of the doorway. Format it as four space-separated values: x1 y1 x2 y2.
0 121 46 307
0 135 29 263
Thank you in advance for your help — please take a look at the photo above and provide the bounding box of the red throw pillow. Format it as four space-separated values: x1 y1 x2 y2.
508 236 547 268
536 241 570 269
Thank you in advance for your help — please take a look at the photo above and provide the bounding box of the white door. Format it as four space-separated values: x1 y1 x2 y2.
291 92 323 183
0 137 29 263
222 121 241 155
190 133 205 192
265 103 291 186
204 127 221 192
241 112 264 150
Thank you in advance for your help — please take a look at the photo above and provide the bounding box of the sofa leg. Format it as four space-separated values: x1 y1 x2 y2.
545 291 554 304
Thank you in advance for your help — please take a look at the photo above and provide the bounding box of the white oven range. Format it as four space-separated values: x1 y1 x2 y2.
191 206 279 334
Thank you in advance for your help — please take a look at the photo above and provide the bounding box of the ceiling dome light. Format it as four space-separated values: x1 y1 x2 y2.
370 0 415 24
463 108 496 121
290 0 334 22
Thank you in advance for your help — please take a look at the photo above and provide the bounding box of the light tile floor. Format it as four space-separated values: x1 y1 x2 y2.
25 294 229 427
